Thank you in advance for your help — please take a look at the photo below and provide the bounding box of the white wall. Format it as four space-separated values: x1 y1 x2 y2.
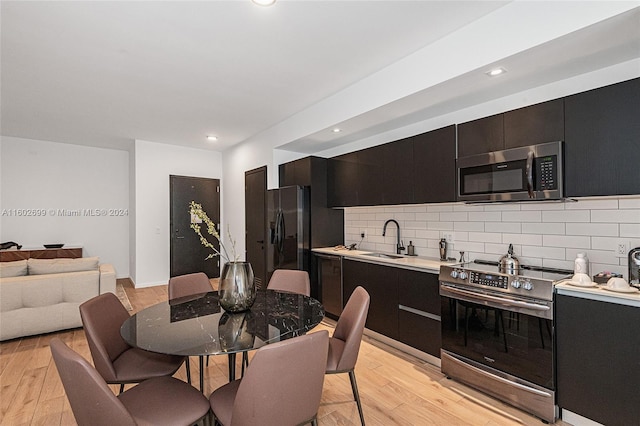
133 140 223 287
344 196 640 279
0 136 130 277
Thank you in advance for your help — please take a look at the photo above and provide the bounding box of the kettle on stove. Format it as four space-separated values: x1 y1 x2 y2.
499 244 520 275
629 247 640 288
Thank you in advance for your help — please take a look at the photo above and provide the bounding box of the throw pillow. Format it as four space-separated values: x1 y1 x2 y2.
28 257 99 275
0 260 29 278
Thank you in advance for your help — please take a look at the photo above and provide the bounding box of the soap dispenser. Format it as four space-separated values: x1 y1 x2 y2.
407 241 416 256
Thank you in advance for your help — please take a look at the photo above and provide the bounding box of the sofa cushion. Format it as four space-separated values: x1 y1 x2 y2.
28 257 99 275
0 260 28 278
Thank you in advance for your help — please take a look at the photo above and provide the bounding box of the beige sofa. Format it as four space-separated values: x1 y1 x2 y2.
0 256 116 341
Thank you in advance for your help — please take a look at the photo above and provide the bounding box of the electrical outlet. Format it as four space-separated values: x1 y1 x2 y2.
360 232 365 239
441 232 454 243
616 239 628 257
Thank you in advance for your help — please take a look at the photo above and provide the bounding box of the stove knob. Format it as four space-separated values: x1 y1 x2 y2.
523 281 534 291
511 279 521 289
450 270 458 279
458 271 468 280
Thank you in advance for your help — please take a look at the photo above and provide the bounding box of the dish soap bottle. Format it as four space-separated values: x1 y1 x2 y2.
574 253 589 275
407 241 416 256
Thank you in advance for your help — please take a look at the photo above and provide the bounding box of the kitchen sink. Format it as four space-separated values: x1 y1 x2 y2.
362 252 404 260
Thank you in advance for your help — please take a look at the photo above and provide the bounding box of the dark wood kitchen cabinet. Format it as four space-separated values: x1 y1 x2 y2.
343 259 398 339
397 269 441 357
458 99 564 158
357 146 384 206
556 294 640 426
413 125 456 203
381 137 414 205
564 77 640 197
327 152 359 207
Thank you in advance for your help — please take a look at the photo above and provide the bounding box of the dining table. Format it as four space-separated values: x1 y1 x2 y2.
120 289 325 392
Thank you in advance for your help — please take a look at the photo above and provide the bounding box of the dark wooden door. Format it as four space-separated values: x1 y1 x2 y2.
504 98 564 149
327 152 359 207
382 137 414 205
413 125 456 203
170 175 220 278
457 113 504 157
245 166 267 290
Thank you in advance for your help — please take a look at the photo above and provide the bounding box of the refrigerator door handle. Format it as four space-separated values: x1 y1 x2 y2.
275 209 284 254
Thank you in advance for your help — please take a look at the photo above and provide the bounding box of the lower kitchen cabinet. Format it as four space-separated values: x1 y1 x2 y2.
343 259 441 356
556 294 640 426
398 269 441 357
343 259 398 339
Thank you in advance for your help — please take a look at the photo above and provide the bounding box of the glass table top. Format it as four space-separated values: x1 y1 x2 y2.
120 290 325 357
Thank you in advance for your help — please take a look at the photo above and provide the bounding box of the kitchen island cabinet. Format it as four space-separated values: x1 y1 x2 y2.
556 293 640 426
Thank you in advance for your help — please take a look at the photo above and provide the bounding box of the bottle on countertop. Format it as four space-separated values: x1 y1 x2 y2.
439 238 447 261
407 241 416 256
574 253 589 275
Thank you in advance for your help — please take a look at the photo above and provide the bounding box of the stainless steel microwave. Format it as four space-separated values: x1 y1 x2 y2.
457 141 564 202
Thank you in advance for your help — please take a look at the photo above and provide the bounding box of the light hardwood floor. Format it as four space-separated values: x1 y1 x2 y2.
0 282 568 426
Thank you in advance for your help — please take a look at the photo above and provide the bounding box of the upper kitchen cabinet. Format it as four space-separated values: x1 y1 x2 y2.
457 113 504 157
564 77 640 197
381 137 414 205
357 146 384 206
503 99 564 149
458 99 564 157
413 125 456 203
279 156 344 248
327 152 359 207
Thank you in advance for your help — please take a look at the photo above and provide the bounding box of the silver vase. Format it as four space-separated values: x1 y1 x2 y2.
219 261 256 313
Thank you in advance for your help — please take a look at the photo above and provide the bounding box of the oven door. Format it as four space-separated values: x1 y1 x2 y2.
440 284 554 389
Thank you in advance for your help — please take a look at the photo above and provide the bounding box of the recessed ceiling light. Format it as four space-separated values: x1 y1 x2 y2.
252 0 276 6
332 128 341 133
207 135 218 141
486 67 507 77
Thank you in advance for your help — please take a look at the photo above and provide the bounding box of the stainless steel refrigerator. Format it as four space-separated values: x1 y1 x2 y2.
265 185 310 286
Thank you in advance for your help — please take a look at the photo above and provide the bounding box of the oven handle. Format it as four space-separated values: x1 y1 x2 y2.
441 285 550 312
445 352 553 398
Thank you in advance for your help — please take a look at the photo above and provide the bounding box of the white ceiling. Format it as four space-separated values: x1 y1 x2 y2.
2 1 640 154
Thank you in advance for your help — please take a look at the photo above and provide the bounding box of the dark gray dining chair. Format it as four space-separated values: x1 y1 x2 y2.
169 272 214 376
79 292 187 393
266 269 311 296
326 286 370 425
50 338 209 426
209 330 329 426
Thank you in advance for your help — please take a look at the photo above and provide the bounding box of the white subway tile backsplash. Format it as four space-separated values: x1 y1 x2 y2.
501 233 542 246
565 198 619 210
621 223 640 238
502 210 542 223
619 197 640 209
468 211 502 222
565 222 618 236
485 222 521 233
468 232 502 243
522 222 565 235
542 210 590 222
440 211 468 222
454 221 485 232
591 209 640 223
342 195 639 273
544 234 590 249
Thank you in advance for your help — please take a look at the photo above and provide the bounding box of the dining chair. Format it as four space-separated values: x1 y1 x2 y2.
79 292 187 393
266 269 311 296
209 330 329 426
169 272 214 376
326 286 370 426
50 338 210 426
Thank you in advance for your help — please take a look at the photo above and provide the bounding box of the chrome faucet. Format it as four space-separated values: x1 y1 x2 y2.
382 219 405 255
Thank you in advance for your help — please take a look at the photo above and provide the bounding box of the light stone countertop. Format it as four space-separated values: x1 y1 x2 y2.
555 280 640 308
312 246 458 274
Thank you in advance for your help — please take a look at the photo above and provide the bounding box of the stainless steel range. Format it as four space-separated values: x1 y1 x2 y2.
439 262 571 423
